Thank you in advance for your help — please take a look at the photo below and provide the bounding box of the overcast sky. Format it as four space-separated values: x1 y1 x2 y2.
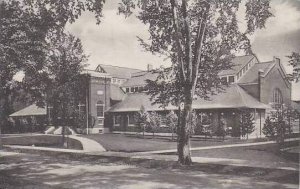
66 0 300 100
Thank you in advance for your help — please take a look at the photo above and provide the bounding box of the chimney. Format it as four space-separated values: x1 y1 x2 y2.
273 56 280 65
147 64 153 72
258 69 264 101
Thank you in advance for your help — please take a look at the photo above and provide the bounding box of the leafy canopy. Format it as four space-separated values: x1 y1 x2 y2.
119 0 272 106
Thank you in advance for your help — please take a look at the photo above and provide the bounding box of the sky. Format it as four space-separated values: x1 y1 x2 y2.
66 0 300 100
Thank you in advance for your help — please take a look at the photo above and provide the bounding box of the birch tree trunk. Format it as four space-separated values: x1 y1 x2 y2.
177 87 193 165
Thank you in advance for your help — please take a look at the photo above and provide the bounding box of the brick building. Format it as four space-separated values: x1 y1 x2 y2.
10 55 293 137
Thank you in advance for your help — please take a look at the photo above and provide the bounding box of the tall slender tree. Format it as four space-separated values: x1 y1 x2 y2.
119 0 272 164
44 32 88 146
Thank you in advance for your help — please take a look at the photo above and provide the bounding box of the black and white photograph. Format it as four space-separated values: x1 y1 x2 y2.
0 0 299 188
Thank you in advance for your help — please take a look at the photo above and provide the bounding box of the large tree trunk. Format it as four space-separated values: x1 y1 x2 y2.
177 89 193 165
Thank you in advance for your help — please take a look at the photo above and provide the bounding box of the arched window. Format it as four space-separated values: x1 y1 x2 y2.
96 100 104 117
272 88 283 105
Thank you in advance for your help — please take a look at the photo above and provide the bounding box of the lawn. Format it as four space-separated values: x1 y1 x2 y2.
1 134 83 150
81 133 263 152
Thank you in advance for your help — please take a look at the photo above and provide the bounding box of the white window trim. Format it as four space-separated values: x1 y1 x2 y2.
127 115 135 126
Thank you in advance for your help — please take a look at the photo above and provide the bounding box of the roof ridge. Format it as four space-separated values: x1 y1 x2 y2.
98 64 144 71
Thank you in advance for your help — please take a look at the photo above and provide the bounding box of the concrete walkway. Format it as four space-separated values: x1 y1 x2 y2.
2 134 106 153
134 137 300 155
67 135 106 152
2 135 299 172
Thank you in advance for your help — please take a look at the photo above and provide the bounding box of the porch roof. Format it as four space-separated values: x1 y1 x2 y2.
108 84 270 113
10 104 46 117
193 84 270 110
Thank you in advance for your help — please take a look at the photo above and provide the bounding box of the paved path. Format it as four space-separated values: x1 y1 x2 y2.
67 135 106 152
2 135 299 172
2 134 106 152
0 151 298 189
134 137 300 155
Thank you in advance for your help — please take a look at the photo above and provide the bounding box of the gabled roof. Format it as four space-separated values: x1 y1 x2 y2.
108 84 269 113
10 104 46 117
95 64 143 79
237 61 275 84
110 85 125 101
122 71 159 87
219 55 255 76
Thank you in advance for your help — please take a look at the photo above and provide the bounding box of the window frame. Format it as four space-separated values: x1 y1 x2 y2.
96 100 105 118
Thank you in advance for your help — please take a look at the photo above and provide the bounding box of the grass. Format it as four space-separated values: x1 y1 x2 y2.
81 133 266 152
1 135 83 150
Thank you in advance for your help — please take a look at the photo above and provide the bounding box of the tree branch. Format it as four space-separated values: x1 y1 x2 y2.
170 0 186 81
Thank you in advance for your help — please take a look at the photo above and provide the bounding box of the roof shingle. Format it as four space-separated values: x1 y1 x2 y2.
237 61 275 84
219 55 255 76
10 104 46 117
108 84 269 112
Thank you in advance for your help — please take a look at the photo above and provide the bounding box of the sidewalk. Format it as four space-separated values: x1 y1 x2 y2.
135 137 300 155
3 137 299 172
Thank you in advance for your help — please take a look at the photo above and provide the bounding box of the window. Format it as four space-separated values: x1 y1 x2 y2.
161 116 167 127
272 88 283 105
98 119 103 125
112 78 116 83
130 87 134 93
96 100 104 117
134 87 139 92
228 76 235 83
78 103 86 115
114 115 121 125
138 87 144 92
126 88 129 93
221 77 227 85
143 86 149 92
128 114 135 125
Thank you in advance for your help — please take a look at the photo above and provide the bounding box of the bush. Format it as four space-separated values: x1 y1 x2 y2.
239 110 255 139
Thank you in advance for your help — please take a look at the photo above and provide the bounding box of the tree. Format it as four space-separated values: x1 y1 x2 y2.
0 1 48 144
166 110 178 140
239 110 255 139
134 105 149 136
262 116 276 139
119 0 272 165
44 32 88 146
263 108 288 146
0 0 105 145
287 52 300 82
147 112 161 138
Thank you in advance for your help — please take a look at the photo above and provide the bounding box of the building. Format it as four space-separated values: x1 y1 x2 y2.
108 55 292 138
10 55 293 137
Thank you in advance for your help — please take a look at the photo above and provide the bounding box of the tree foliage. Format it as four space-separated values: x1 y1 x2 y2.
166 110 178 140
0 0 105 133
146 112 161 137
239 110 255 139
119 0 272 165
287 52 300 82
